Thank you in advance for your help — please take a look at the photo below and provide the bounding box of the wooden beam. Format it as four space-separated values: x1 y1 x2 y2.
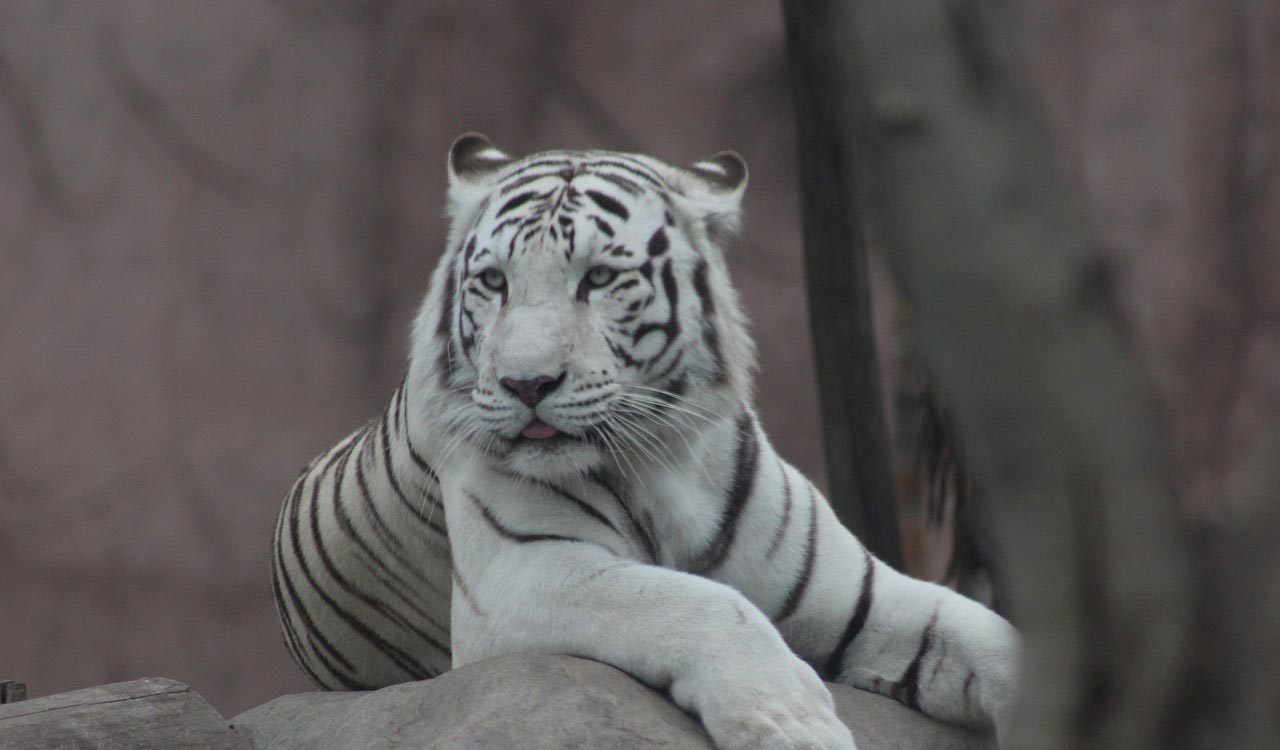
0 677 248 750
0 680 26 704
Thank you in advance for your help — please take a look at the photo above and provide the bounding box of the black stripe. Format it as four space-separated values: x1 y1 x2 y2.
608 338 644 368
588 170 643 195
590 215 615 237
380 414 446 534
306 632 365 691
926 639 949 686
773 482 819 623
271 487 331 689
336 437 450 641
689 412 759 574
327 441 442 652
399 379 444 495
764 459 793 559
501 157 575 178
284 438 370 688
692 259 726 383
509 155 576 171
405 435 442 487
436 258 456 336
359 418 407 555
496 190 541 218
469 491 591 545
462 236 477 273
273 591 313 684
390 378 405 437
458 282 476 358
531 476 621 536
355 437 446 596
891 611 939 710
497 164 575 195
646 348 686 391
436 258 457 389
632 259 681 365
278 462 368 689
646 227 669 256
586 189 630 221
821 547 876 680
452 568 485 618
300 443 439 678
398 376 412 441
351 552 449 639
582 158 666 190
589 470 659 563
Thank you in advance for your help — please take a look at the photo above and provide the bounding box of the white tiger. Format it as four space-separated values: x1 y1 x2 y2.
272 134 1019 749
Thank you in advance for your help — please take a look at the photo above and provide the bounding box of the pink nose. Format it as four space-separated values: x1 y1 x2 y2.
499 373 565 407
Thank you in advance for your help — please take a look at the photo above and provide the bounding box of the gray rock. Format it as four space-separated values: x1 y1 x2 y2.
233 654 992 750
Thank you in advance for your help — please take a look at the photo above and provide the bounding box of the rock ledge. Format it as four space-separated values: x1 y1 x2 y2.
233 654 993 750
0 654 993 749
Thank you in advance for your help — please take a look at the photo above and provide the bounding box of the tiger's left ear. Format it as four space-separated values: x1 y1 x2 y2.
680 151 749 245
446 133 514 222
688 152 748 196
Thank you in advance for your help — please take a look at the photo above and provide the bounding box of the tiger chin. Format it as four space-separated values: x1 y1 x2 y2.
272 133 1020 750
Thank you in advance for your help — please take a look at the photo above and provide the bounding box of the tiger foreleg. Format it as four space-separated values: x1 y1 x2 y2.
837 562 1019 738
778 510 1019 738
722 458 1019 742
444 464 857 750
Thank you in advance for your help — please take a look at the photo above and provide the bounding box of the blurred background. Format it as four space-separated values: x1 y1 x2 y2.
1 0 1276 717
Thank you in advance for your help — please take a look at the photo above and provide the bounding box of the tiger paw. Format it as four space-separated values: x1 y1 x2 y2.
676 653 856 750
703 703 856 750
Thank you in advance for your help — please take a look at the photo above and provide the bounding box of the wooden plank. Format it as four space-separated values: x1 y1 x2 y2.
0 681 27 704
0 677 249 750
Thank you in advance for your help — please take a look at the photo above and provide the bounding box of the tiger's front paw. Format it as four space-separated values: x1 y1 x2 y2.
676 653 856 750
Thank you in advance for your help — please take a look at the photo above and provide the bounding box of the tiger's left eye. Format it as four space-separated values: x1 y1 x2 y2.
479 268 506 291
585 266 618 289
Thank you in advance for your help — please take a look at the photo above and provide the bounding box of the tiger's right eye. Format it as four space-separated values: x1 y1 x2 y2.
584 265 618 289
479 268 506 291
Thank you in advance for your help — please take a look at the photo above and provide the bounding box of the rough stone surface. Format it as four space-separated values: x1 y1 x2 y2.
231 654 992 750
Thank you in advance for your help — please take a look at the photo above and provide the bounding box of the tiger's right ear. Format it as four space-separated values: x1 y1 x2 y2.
446 133 513 219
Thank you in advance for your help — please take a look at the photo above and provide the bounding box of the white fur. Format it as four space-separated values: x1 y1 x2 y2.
274 139 1019 750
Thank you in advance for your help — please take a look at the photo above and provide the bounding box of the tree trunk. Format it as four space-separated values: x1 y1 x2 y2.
780 0 903 570
783 0 1200 747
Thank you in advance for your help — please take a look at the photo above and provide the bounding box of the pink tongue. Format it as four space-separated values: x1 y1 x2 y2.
521 419 559 440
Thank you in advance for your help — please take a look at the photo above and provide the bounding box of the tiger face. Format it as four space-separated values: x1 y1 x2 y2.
419 135 755 479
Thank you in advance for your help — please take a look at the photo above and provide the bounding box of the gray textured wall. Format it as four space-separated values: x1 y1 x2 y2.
1 0 1275 716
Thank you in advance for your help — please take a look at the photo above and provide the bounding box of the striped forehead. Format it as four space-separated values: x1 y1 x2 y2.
465 155 669 260
496 151 670 198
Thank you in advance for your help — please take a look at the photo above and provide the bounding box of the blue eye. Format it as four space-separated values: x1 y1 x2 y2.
479 268 506 291
585 266 618 289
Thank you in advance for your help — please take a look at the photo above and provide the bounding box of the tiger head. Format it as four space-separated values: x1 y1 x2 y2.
413 134 757 479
